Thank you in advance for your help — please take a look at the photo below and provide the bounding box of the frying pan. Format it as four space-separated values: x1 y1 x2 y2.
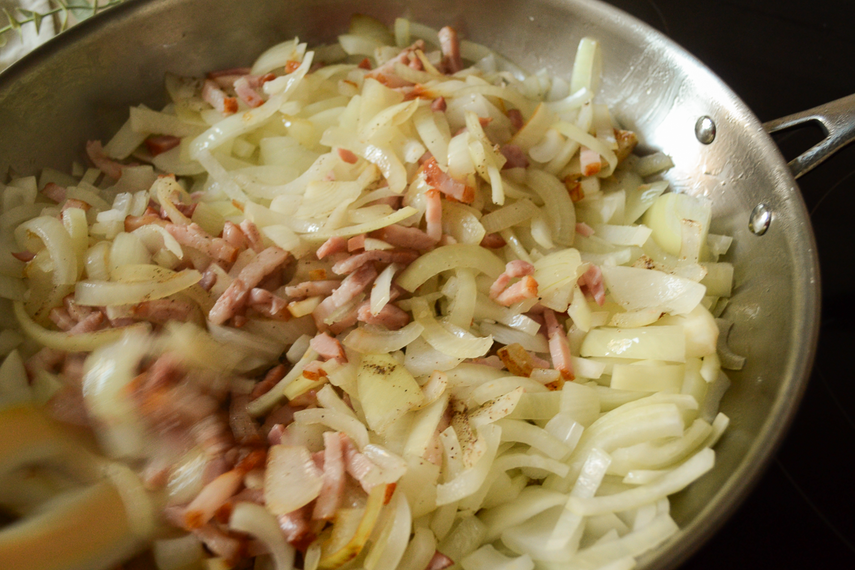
0 0 846 568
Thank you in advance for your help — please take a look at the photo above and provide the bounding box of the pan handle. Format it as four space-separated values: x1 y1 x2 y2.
762 93 855 179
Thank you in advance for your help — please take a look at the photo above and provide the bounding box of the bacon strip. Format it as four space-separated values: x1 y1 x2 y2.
500 144 529 169
85 140 124 180
480 233 506 249
42 182 67 203
357 302 410 330
248 288 290 320
438 26 463 74
284 280 342 299
489 260 536 299
312 263 378 332
132 299 194 324
331 249 419 276
144 135 181 157
578 264 606 306
208 247 290 325
310 332 347 363
316 236 348 259
337 148 359 164
234 76 265 108
425 189 443 242
575 222 595 237
495 275 538 306
312 431 347 520
423 157 474 203
544 308 574 381
166 223 238 263
239 219 265 253
580 147 602 177
372 224 437 251
203 79 238 115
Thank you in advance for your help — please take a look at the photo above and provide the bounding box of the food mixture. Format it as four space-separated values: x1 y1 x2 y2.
0 15 739 570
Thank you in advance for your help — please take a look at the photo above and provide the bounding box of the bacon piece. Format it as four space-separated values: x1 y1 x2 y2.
425 188 443 242
316 236 348 259
347 234 366 252
358 57 372 70
68 311 105 334
495 275 538 306
183 468 245 529
166 223 238 263
578 264 605 306
125 213 169 231
313 431 347 520
132 299 194 324
489 260 536 299
615 129 638 162
580 146 602 177
252 364 287 400
222 221 247 250
284 280 341 299
233 76 265 108
576 222 595 237
564 177 584 202
42 182 67 203
202 79 238 115
209 247 290 325
423 157 474 203
331 249 419 275
371 224 437 251
426 551 455 570
310 332 347 363
431 97 447 112
438 26 463 74
193 524 243 564
544 308 574 382
366 40 425 88
337 148 359 164
278 505 315 550
480 233 506 249
239 219 265 253
11 250 35 262
248 288 290 320
144 135 181 157
507 109 524 131
61 198 91 213
85 140 124 180
357 302 410 330
500 144 529 169
312 263 378 332
49 307 76 331
341 436 379 492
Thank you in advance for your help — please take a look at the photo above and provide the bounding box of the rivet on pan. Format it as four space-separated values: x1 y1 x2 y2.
749 204 772 236
695 116 716 144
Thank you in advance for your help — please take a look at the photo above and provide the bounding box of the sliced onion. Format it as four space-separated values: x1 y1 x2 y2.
343 322 424 354
230 502 296 570
264 445 324 516
75 268 201 307
397 244 505 292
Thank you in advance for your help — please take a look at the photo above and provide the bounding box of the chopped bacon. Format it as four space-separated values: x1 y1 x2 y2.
202 79 238 115
234 76 265 108
183 468 245 529
11 250 34 262
425 188 443 242
42 182 67 203
132 299 194 324
209 247 290 325
316 236 348 259
372 224 437 251
438 26 463 74
580 146 602 177
252 364 288 400
507 108 524 131
313 431 347 520
310 332 347 363
495 275 538 306
312 263 378 332
366 40 425 88
248 288 290 320
347 234 366 252
341 436 379 492
423 157 474 203
469 355 505 369
357 57 372 70
500 144 529 169
489 260 536 299
284 280 342 299
239 219 265 253
331 249 419 275
222 221 247 250
68 311 105 334
85 140 124 180
564 177 584 202
480 233 506 249
61 198 91 213
278 505 315 550
426 551 455 570
578 264 606 306
544 308 574 382
576 222 595 237
125 213 169 231
49 307 76 331
357 301 410 330
144 135 181 157
167 223 238 263
431 97 447 112
285 60 302 74
337 148 359 164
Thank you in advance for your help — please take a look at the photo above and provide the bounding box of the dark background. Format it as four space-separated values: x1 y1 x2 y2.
605 0 855 567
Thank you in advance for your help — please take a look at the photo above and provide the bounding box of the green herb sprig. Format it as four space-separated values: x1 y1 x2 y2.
1 0 126 47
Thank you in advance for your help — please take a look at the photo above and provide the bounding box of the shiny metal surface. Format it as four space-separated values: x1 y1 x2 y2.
0 0 822 569
763 93 855 179
694 116 716 145
749 204 772 236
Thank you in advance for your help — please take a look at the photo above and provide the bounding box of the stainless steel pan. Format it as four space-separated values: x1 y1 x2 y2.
0 0 848 567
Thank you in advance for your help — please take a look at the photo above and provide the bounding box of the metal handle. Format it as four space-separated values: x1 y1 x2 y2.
763 93 855 179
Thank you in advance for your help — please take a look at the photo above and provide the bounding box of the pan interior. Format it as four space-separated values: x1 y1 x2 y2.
0 0 819 568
